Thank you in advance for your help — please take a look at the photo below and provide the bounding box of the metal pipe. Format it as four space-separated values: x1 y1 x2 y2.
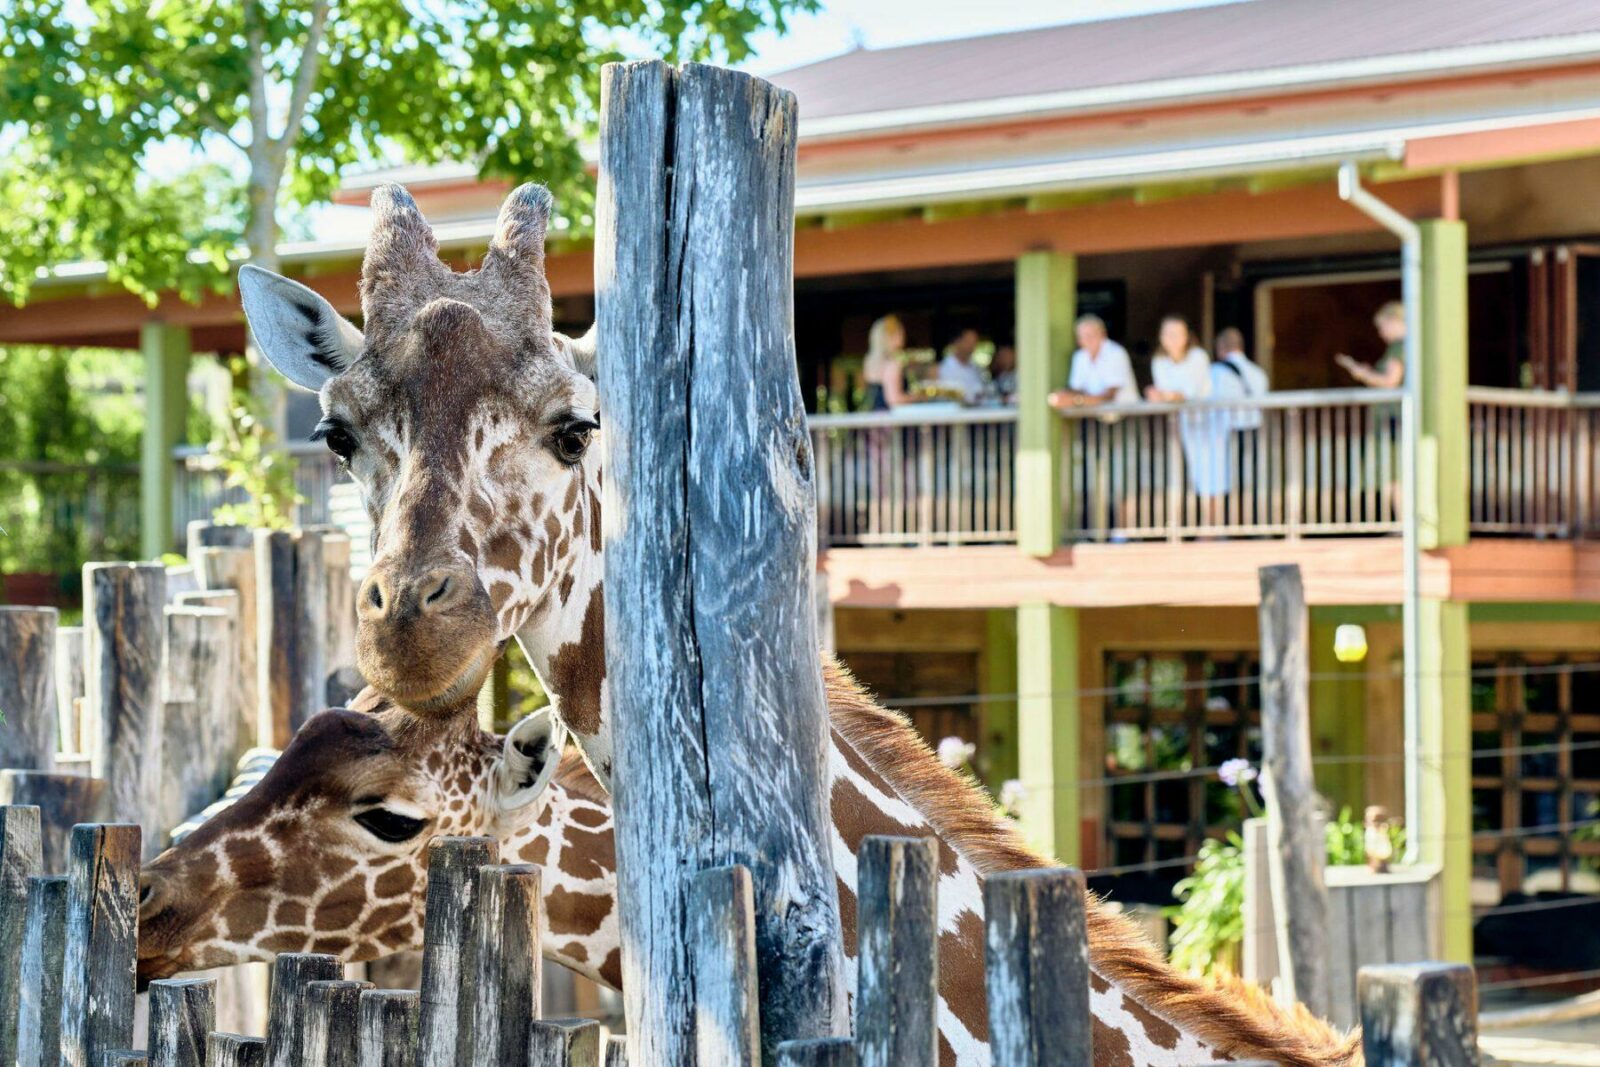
1339 161 1424 864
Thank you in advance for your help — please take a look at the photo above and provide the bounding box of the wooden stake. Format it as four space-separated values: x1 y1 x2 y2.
469 864 541 1064
205 1034 266 1067
0 772 108 873
1358 963 1478 1067
303 979 370 1067
528 1019 601 1067
357 990 418 1067
984 868 1092 1067
417 837 497 1067
148 977 216 1067
59 822 141 1067
690 865 761 1067
16 874 68 1067
0 606 59 770
855 835 939 1067
265 953 342 1067
1 805 43 1065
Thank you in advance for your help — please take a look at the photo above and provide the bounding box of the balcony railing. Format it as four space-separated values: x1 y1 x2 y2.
810 407 1017 548
1468 386 1600 538
1058 389 1403 542
172 442 347 535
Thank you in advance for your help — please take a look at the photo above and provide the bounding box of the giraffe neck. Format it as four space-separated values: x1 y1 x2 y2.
513 547 611 786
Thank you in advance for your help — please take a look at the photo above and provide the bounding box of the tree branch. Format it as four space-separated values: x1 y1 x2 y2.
269 0 332 178
138 60 244 153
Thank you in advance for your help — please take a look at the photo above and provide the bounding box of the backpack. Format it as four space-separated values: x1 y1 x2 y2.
1214 357 1267 431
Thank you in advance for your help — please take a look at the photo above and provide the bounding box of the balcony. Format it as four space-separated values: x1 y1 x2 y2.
811 387 1600 549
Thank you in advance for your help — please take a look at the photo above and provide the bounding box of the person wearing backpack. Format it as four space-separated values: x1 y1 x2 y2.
1209 328 1270 529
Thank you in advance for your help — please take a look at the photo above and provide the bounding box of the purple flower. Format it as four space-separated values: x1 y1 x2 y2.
1219 758 1257 788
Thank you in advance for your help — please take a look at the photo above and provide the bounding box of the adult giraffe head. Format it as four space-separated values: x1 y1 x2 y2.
241 183 609 772
134 701 625 988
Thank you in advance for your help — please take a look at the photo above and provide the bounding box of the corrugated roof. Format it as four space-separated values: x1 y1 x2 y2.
767 0 1600 124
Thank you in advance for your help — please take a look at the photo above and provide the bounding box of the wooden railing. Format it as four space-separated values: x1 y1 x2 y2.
1058 389 1404 542
810 407 1017 548
172 442 346 534
1468 386 1600 538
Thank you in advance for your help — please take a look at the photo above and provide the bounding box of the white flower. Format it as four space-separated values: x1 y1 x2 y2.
999 779 1027 811
937 736 976 769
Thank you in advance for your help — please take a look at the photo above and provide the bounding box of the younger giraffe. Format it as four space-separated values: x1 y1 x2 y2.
140 672 1359 1067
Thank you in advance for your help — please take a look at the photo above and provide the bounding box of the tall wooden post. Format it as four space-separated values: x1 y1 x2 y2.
0 805 42 1066
1257 564 1331 1018
59 823 141 1067
0 606 58 771
85 563 166 850
597 59 847 1061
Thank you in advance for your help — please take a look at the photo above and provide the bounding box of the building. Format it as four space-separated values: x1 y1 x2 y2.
7 0 1600 967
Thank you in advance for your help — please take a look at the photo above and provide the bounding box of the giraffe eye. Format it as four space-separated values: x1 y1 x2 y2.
312 419 358 462
550 421 594 466
353 808 428 843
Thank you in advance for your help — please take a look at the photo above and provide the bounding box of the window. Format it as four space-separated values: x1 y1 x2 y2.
1103 651 1262 873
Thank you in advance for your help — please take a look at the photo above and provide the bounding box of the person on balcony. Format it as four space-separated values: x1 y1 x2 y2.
988 343 1018 404
863 314 910 411
937 327 987 404
1211 327 1269 428
1147 315 1230 525
1048 313 1138 409
1336 301 1406 388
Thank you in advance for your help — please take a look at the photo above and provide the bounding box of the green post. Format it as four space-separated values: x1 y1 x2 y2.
980 608 1019 789
1416 218 1471 961
1015 602 1078 864
1015 250 1075 556
140 320 191 560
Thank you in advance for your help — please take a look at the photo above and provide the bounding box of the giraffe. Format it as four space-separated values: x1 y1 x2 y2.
140 675 1357 1067
236 183 1360 1066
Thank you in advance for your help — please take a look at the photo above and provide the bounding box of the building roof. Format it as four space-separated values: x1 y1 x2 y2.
769 0 1600 136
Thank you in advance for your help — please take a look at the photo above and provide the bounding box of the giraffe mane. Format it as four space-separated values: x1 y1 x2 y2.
821 657 1363 1067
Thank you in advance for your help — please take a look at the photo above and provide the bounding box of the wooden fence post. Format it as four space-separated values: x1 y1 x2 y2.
777 1039 859 1067
206 1034 267 1067
597 58 846 1061
1 804 43 1065
0 606 58 770
255 530 297 748
984 868 1092 1067
188 522 255 557
149 977 216 1067
1358 963 1478 1067
103 1052 147 1066
265 953 343 1067
159 604 238 849
417 836 497 1067
174 590 252 768
855 836 940 1067
691 865 762 1067
190 538 262 750
56 624 86 755
1257 564 1331 1018
85 563 166 852
303 979 370 1067
306 526 362 707
59 822 141 1067
16 873 68 1067
528 1020 601 1067
0 772 109 872
470 864 541 1064
357 990 419 1067
604 1035 630 1067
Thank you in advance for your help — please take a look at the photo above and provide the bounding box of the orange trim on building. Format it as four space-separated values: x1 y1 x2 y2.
1403 113 1600 172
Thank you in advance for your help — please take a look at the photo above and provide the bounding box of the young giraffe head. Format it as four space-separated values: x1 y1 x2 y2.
134 702 593 986
241 183 605 748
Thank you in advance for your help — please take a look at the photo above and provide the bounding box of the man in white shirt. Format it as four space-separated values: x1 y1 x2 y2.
1048 314 1139 409
937 328 987 404
1210 327 1269 429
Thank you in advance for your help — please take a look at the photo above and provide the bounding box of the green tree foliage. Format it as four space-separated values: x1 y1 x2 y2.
0 0 818 305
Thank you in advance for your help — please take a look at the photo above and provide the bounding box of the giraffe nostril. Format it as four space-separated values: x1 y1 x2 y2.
426 576 450 605
140 882 152 906
368 582 384 610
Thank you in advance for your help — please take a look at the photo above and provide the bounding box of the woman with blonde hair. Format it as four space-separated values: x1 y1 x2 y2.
863 314 909 411
1336 301 1406 388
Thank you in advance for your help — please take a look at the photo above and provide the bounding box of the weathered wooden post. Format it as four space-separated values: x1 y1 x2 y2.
303 979 370 1067
206 1034 267 1067
189 525 262 749
777 1040 858 1067
0 606 59 770
690 865 762 1067
159 604 239 850
1358 963 1478 1067
597 58 847 1060
149 977 217 1067
357 990 419 1067
856 836 939 1067
1 804 42 1065
56 624 86 755
528 1020 602 1066
59 822 141 1067
417 836 497 1067
1257 564 1331 1018
85 563 166 851
469 864 542 1064
306 525 362 707
16 873 68 1067
256 529 299 747
175 590 252 766
265 953 343 1067
984 868 1092 1067
103 1052 148 1066
0 771 108 872
604 1035 630 1067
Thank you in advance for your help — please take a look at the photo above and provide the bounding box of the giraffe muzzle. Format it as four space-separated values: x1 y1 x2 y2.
355 559 499 717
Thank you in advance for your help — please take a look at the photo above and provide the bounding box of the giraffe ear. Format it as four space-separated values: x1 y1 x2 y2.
554 324 597 379
494 708 568 815
239 264 364 391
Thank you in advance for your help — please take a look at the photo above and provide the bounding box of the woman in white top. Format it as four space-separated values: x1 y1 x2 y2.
862 314 909 411
1145 315 1231 510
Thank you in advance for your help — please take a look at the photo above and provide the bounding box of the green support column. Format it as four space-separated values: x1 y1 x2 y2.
1015 250 1075 556
140 320 191 561
980 608 1019 789
1416 218 1472 962
1417 599 1472 962
1016 602 1079 864
1418 219 1469 550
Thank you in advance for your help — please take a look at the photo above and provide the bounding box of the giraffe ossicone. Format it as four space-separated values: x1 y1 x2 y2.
235 182 1361 1067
